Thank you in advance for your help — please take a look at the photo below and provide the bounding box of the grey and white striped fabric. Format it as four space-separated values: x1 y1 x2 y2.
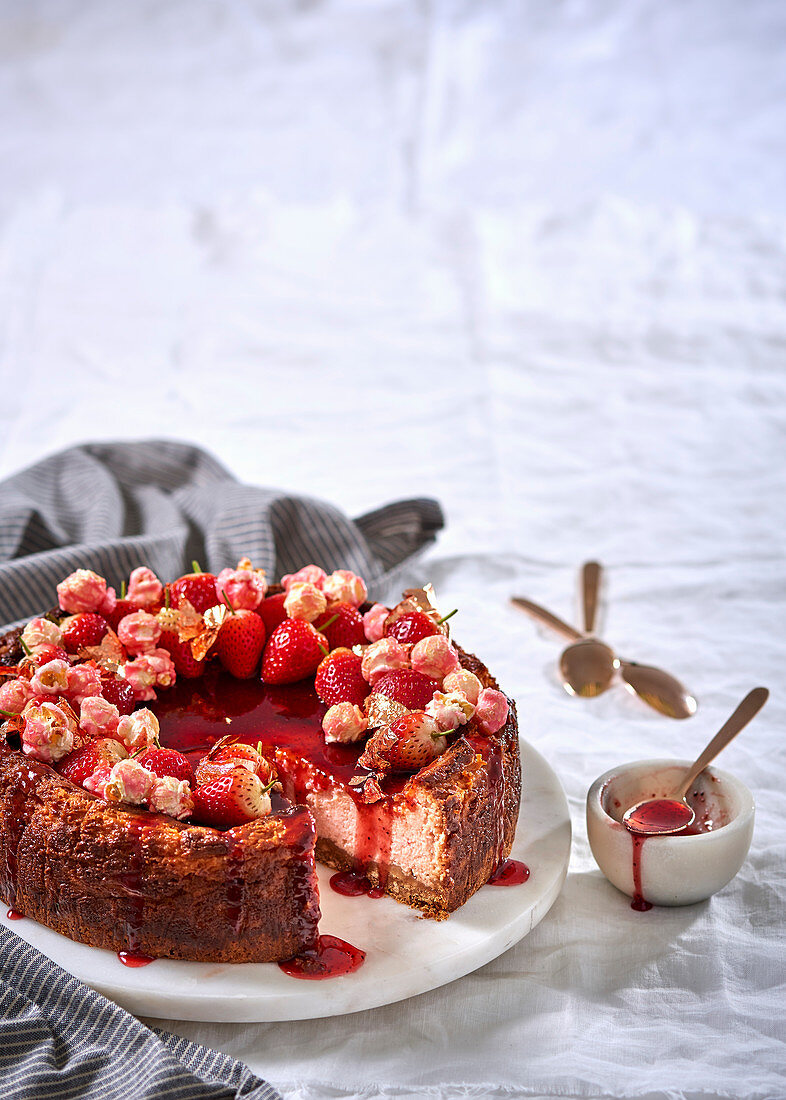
0 440 443 1098
0 440 444 627
0 926 280 1100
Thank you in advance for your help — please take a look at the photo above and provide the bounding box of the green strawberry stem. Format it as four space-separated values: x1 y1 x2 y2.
0 709 17 718
260 776 277 796
437 609 458 625
19 638 32 657
164 588 171 609
318 612 339 632
220 592 236 615
191 560 202 574
120 580 127 598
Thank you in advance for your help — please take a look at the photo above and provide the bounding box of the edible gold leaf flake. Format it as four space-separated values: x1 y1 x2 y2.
79 628 125 672
365 693 409 729
190 604 228 661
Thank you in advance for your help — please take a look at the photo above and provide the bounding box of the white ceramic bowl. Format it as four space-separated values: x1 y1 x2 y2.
586 759 755 907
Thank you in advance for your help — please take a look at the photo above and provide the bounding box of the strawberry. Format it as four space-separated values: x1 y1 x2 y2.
24 644 70 667
314 602 366 650
58 738 127 788
61 613 108 654
373 669 439 710
261 619 328 685
169 562 219 614
364 711 446 773
100 674 137 715
216 609 266 679
135 746 195 786
195 739 276 786
314 649 368 707
158 627 205 679
191 766 271 828
256 592 287 635
104 598 138 632
384 610 441 645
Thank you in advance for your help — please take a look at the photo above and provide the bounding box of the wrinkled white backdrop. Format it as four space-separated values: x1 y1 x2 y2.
1 2 784 1098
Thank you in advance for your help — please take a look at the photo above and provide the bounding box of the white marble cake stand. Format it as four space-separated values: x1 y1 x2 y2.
1 739 570 1022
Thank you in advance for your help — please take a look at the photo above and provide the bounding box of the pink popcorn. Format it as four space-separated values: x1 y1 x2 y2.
361 638 410 685
116 708 160 752
410 635 460 682
322 570 367 608
442 669 483 706
474 689 509 735
65 662 104 705
284 582 327 622
98 587 117 617
281 565 327 591
103 758 155 805
79 696 120 739
121 649 176 701
20 617 62 654
322 702 369 744
362 603 390 643
20 700 75 763
148 775 194 819
117 610 162 655
126 566 164 609
30 659 71 696
425 690 475 733
57 569 111 614
0 677 35 715
215 563 267 611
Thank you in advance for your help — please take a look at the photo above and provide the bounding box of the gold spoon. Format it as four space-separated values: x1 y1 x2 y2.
510 595 697 719
622 687 768 834
558 562 615 697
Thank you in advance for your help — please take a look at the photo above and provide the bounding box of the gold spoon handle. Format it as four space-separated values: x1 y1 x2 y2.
510 597 583 642
582 561 602 635
673 687 769 799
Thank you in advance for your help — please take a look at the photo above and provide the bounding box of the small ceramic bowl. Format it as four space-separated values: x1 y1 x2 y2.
586 759 755 907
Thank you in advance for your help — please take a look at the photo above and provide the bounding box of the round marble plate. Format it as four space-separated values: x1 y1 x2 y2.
1 739 570 1022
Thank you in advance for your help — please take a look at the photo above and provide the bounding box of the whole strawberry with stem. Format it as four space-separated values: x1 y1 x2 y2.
315 648 369 707
169 561 219 615
158 626 205 679
384 610 443 646
216 598 267 679
135 745 196 786
359 711 447 774
373 669 439 711
314 603 366 650
195 738 276 787
191 766 273 829
261 619 328 685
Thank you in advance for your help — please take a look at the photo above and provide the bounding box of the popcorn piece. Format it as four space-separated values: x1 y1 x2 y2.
65 662 104 705
20 617 63 655
322 702 369 744
284 582 327 623
117 610 162 656
215 563 267 611
57 569 111 614
79 696 120 739
425 690 475 733
20 701 75 763
281 565 327 591
148 775 194 819
126 566 164 609
30 659 71 696
98 587 117 617
116 708 160 752
121 649 176 701
442 669 483 706
0 677 35 715
360 638 410 685
362 603 390 643
410 635 460 682
103 758 155 805
474 689 509 735
322 570 367 608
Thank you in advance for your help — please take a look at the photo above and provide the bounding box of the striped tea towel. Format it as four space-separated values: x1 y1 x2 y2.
0 439 443 1097
0 926 281 1100
0 439 444 626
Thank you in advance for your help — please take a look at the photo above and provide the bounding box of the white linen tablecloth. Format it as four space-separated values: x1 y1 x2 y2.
0 1 784 1097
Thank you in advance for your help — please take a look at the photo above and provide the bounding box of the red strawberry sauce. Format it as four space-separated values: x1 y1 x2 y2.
278 934 366 979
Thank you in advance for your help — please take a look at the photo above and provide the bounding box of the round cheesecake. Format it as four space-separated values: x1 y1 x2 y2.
0 583 520 964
